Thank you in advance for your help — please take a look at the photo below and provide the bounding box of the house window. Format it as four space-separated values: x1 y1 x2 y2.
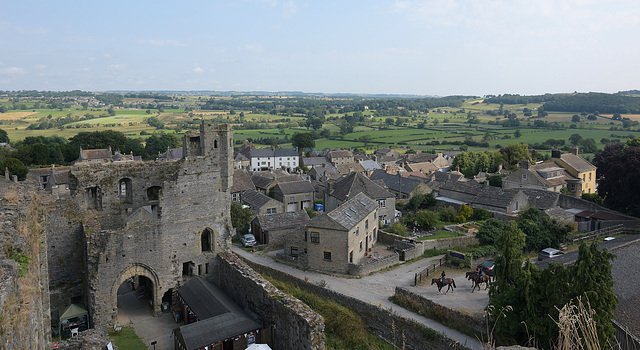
290 246 299 257
359 241 363 251
355 227 359 236
232 193 239 201
582 174 585 181
373 228 377 239
305 194 311 199
290 196 295 201
589 173 592 181
323 251 332 261
522 174 527 181
378 199 386 208
311 232 320 243
266 207 277 214
365 219 369 230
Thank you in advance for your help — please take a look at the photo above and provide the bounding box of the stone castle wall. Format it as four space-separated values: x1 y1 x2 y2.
0 181 51 349
59 122 236 327
215 253 325 350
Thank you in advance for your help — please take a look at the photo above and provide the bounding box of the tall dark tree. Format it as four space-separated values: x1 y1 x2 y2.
593 139 640 217
0 128 9 143
290 132 315 154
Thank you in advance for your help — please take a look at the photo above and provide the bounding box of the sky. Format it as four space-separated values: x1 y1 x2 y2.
1 0 639 96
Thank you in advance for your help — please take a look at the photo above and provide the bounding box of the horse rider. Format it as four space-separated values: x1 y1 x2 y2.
440 270 446 285
477 266 484 280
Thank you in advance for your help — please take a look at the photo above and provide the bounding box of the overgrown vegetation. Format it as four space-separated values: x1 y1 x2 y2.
264 274 394 350
109 326 147 350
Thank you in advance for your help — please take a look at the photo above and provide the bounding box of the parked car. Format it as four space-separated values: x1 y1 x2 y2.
538 248 564 261
477 260 495 277
240 234 256 247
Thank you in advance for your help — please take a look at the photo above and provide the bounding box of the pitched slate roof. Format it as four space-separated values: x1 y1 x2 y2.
231 170 255 193
276 180 315 194
248 148 298 158
440 181 522 209
359 160 382 171
521 189 559 210
406 162 438 174
330 172 393 201
405 153 437 163
242 189 276 210
369 169 423 195
336 162 365 174
559 153 596 172
309 164 339 179
177 277 262 350
178 278 229 319
251 174 275 189
255 210 310 231
328 150 353 159
302 157 330 167
307 192 377 232
159 148 183 161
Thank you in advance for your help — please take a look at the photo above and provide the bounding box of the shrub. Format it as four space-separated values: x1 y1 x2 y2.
389 222 408 236
436 206 456 222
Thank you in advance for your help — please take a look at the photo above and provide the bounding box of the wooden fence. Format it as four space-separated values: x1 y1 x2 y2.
572 224 625 243
413 258 443 286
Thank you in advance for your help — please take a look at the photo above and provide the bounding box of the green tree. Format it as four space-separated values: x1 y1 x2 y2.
569 133 583 145
144 133 181 158
389 222 408 236
514 129 522 138
0 128 9 143
415 210 439 230
290 132 315 154
476 218 507 245
458 204 473 221
358 135 374 147
593 142 640 217
0 158 29 180
572 114 581 123
230 202 254 236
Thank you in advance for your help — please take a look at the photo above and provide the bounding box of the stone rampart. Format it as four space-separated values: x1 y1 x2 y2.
0 181 51 349
244 258 467 350
394 287 485 334
215 253 325 350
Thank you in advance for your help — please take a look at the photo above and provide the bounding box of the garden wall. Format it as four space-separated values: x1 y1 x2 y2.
347 251 400 276
394 287 485 334
422 236 479 250
244 259 469 350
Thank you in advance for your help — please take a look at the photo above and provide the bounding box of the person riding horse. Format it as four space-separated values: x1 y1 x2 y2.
476 266 484 279
440 270 446 285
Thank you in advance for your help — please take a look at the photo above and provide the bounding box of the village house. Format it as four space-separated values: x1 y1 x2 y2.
283 193 378 274
242 189 284 216
273 181 315 212
369 169 429 199
438 181 529 214
327 150 354 166
242 147 299 172
231 170 256 202
502 160 582 196
325 172 396 224
251 210 310 246
308 164 339 182
157 147 183 161
301 156 331 169
548 148 597 194
336 162 365 176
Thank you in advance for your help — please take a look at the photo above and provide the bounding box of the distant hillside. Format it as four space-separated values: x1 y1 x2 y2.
542 92 640 114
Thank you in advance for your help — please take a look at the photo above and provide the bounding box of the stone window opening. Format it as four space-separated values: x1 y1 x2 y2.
214 139 218 149
182 261 195 277
86 186 102 210
119 178 133 202
310 232 320 243
147 186 162 201
291 246 299 257
201 228 214 252
323 251 332 261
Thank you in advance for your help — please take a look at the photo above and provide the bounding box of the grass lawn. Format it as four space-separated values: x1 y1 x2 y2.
418 231 465 240
109 326 147 350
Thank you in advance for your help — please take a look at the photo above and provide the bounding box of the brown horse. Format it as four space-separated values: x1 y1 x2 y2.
431 278 456 294
465 271 490 292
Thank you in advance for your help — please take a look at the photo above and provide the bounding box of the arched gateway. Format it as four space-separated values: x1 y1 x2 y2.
112 263 163 318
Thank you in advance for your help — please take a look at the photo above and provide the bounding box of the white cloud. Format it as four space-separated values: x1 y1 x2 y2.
88 57 96 62
244 43 264 53
0 67 25 75
108 64 126 71
34 64 47 70
193 67 204 73
282 1 298 17
137 39 186 47
80 67 89 72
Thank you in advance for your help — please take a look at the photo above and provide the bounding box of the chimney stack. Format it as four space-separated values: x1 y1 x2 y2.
520 160 530 169
551 149 561 159
569 147 578 155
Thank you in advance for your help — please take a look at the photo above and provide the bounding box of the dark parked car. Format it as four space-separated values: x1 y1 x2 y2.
538 248 564 261
478 260 495 277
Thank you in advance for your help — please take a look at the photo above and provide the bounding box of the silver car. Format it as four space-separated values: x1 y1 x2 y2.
538 248 564 261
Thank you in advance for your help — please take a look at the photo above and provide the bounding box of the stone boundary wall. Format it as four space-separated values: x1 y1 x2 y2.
244 259 468 350
347 251 400 276
394 287 485 334
216 253 325 350
421 236 479 250
378 230 425 260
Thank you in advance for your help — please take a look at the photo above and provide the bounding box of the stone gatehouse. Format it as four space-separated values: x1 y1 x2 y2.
49 121 234 328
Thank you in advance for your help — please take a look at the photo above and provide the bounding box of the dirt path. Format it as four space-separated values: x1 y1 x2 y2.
233 246 487 349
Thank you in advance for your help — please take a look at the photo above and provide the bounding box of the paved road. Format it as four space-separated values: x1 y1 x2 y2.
536 234 640 269
233 246 486 349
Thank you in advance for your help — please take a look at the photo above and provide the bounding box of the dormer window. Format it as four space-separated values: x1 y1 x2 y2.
522 173 527 181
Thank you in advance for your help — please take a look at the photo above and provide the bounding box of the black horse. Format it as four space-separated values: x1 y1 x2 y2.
431 277 457 294
465 271 490 292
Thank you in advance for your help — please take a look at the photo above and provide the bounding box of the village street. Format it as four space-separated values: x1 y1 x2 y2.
232 246 489 349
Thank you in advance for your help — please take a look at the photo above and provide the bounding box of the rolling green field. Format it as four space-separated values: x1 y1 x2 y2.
2 98 638 157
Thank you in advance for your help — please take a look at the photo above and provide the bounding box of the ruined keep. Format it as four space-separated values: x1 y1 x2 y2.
50 121 234 327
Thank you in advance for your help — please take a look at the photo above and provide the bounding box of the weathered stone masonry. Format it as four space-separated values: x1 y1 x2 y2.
60 122 235 327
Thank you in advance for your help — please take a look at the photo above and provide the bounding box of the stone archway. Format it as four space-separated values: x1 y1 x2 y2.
112 263 162 318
